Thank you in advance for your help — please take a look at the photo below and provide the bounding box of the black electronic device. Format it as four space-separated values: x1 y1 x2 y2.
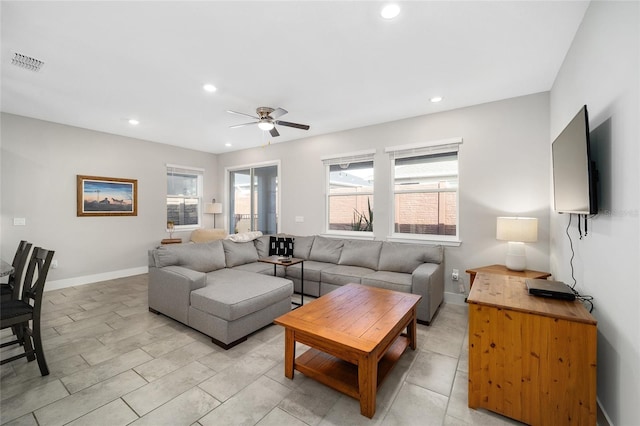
525 279 576 301
551 105 598 215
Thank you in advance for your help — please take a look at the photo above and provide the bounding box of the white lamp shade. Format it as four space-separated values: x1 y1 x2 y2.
204 203 223 214
496 217 538 243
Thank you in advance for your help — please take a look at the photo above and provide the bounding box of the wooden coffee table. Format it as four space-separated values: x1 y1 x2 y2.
274 283 422 418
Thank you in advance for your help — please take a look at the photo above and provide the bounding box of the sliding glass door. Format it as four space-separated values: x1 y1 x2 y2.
228 164 278 235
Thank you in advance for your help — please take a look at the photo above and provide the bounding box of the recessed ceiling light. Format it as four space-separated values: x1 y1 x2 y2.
203 84 217 93
381 4 400 19
430 96 443 103
225 142 232 147
128 119 139 125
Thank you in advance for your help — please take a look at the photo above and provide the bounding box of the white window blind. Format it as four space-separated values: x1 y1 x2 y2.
385 137 462 160
321 149 376 167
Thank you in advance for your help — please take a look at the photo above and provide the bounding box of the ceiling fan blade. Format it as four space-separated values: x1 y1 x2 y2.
276 120 310 130
270 127 280 137
227 110 258 119
229 122 258 129
270 108 288 119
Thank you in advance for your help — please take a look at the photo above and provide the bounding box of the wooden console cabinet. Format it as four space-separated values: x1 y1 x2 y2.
466 264 551 288
467 273 597 425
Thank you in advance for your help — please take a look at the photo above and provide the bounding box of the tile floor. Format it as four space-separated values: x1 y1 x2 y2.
0 274 522 426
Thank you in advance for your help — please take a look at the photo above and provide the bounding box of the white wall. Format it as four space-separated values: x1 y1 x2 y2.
217 93 552 299
549 1 639 424
0 113 218 289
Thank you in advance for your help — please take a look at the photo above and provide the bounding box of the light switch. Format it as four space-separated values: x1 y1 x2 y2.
295 216 304 223
13 218 26 226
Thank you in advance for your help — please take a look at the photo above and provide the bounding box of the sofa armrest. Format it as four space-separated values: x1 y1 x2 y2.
148 266 206 324
411 262 444 324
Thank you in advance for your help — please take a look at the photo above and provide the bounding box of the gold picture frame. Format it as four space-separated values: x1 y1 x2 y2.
77 175 138 217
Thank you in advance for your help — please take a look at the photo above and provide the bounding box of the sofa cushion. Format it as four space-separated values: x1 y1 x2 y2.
222 240 259 267
377 242 443 274
309 236 343 263
192 269 292 321
253 235 272 258
153 241 225 272
338 240 382 270
321 265 375 286
418 244 443 264
231 262 286 277
291 235 314 260
361 271 412 293
284 260 334 282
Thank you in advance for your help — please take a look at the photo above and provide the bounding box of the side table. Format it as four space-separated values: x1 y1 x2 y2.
161 238 182 245
465 264 551 289
258 256 304 307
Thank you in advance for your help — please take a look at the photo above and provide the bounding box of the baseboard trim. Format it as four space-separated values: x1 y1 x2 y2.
45 266 148 291
444 291 467 306
597 397 613 426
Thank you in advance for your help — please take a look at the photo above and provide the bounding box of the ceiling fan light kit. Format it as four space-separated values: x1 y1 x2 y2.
257 121 275 131
227 106 310 138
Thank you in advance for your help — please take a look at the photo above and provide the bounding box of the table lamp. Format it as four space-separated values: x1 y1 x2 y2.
204 199 223 228
496 217 538 271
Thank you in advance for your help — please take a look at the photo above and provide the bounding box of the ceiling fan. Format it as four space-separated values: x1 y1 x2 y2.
227 107 310 137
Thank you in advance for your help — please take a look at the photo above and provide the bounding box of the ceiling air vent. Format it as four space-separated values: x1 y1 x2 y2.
11 52 44 72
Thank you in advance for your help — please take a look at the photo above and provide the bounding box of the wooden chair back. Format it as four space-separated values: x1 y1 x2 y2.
9 240 33 298
0 246 54 376
21 247 54 313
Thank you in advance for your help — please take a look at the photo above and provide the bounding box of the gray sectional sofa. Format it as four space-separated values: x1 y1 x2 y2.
148 234 444 349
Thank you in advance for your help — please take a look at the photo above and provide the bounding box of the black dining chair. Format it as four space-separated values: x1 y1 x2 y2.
1 240 33 302
0 247 54 376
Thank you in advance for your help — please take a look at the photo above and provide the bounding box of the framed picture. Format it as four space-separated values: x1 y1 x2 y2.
77 175 138 217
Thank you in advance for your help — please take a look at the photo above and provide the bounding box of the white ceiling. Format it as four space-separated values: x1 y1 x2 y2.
1 1 589 154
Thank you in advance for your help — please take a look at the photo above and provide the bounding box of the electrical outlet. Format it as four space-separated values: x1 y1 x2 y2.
51 260 58 269
452 269 459 281
458 282 465 294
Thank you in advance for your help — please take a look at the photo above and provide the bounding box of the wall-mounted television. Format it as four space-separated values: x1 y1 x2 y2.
552 105 598 215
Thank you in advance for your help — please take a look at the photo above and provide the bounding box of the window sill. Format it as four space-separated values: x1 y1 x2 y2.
321 231 375 241
170 226 201 232
387 234 461 247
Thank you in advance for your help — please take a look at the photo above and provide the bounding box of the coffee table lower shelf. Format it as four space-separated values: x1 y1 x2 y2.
294 334 410 400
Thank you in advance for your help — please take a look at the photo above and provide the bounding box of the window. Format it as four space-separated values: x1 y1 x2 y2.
323 150 375 234
228 163 279 234
166 165 204 229
387 138 462 241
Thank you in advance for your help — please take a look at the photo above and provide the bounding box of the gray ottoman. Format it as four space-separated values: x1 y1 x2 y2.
188 269 293 349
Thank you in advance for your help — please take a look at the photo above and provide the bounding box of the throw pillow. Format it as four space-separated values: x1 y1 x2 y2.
269 236 295 256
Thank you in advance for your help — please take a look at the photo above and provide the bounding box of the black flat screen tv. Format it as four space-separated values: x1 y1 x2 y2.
552 105 598 215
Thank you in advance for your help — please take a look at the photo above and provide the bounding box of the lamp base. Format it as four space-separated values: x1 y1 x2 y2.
505 241 526 271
